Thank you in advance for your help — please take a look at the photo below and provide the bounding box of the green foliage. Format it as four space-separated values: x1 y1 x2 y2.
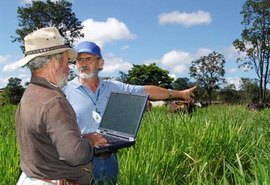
118 105 270 184
12 0 83 51
219 88 241 104
190 51 225 103
171 77 194 90
233 0 270 103
0 88 9 105
2 105 270 184
0 105 20 184
117 63 173 88
1 77 25 105
240 77 260 103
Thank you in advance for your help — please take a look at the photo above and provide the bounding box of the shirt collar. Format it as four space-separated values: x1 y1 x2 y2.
30 76 65 96
70 76 82 89
70 76 105 90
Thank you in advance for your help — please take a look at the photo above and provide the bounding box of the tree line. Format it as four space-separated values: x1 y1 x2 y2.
0 63 268 105
1 0 270 105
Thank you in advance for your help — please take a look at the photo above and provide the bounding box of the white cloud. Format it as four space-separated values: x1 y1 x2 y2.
227 68 238 74
78 18 136 47
172 65 187 73
155 48 215 76
3 61 21 72
0 55 11 64
101 57 133 74
0 77 9 88
223 45 245 61
19 0 34 4
19 74 31 86
194 48 212 58
143 59 159 65
18 73 29 79
158 10 212 27
169 73 177 80
160 50 191 66
20 0 72 5
121 45 129 50
225 77 243 90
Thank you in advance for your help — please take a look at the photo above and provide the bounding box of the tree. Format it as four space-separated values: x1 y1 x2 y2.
239 77 260 103
1 77 25 105
189 51 225 104
171 77 194 90
233 0 270 103
219 85 241 104
116 63 173 88
12 0 84 51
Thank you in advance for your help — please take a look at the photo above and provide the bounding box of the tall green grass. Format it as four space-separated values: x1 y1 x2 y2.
0 105 20 184
1 104 270 184
118 105 270 184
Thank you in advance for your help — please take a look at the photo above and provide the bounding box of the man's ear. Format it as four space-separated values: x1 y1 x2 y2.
51 56 58 64
98 58 104 71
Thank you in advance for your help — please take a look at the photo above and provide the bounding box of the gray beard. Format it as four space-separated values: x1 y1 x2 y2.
57 75 68 88
58 78 68 88
78 66 99 79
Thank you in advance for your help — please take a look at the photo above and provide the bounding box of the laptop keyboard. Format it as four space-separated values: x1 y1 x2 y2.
103 134 126 144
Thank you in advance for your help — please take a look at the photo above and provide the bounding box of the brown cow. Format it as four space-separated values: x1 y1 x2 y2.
169 100 195 116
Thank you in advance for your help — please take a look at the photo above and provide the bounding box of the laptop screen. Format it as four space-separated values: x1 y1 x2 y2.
99 92 148 136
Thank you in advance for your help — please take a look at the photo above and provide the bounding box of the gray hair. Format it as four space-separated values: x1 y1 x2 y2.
28 53 63 71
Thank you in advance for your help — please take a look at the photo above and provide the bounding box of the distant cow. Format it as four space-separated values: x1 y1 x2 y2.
247 103 270 111
194 101 209 108
169 100 208 116
169 100 195 116
150 101 166 107
145 100 166 111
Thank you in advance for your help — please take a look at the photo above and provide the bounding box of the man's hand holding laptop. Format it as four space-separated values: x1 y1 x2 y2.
82 133 110 147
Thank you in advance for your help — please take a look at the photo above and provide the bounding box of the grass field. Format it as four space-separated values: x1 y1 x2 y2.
0 105 20 184
1 104 270 184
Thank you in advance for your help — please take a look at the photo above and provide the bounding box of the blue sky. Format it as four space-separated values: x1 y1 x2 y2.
0 0 253 89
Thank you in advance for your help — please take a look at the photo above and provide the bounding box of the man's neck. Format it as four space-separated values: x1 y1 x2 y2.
79 77 100 93
32 68 58 87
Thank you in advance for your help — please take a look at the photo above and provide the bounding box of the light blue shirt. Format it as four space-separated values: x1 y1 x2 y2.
63 77 145 134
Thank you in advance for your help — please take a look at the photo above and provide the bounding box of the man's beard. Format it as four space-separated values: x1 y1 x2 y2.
57 72 68 88
78 66 98 79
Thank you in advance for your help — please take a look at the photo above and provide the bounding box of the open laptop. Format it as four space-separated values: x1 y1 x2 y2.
94 92 149 155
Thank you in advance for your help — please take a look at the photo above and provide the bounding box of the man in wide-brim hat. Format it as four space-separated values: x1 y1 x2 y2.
16 27 107 185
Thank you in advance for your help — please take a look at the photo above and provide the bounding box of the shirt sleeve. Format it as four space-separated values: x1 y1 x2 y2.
109 80 145 94
43 96 93 166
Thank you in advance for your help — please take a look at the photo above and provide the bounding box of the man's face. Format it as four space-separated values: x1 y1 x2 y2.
56 52 69 88
76 53 101 79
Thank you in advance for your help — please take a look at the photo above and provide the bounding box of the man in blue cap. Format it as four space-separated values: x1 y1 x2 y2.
63 41 196 185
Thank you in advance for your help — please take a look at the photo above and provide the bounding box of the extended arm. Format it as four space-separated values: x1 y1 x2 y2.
144 85 196 101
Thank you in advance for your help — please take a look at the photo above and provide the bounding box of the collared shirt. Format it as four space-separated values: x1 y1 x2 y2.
63 77 145 134
16 76 93 184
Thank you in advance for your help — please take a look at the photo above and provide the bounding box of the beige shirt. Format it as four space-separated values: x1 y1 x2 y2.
16 76 93 184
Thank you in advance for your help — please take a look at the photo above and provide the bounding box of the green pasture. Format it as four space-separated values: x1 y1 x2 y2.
1 104 270 184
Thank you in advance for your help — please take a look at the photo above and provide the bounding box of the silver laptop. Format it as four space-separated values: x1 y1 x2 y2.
94 92 149 155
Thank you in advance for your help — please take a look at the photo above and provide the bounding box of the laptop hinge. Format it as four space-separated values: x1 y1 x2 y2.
98 130 134 141
96 129 102 134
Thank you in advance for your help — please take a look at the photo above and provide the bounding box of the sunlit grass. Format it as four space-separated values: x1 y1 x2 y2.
0 105 20 184
1 104 270 184
118 105 270 184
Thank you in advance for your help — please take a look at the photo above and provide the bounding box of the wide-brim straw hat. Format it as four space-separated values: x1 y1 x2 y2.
17 27 77 67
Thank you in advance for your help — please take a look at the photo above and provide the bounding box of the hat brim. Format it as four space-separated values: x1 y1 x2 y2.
78 51 102 58
17 48 77 67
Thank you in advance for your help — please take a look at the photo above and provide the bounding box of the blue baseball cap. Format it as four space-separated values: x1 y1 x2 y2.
75 41 102 58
